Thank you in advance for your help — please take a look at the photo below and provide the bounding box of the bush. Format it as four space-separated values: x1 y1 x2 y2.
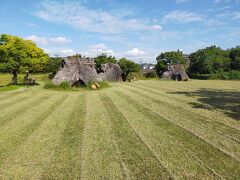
44 81 58 89
44 80 110 91
44 81 71 90
209 71 240 80
144 71 157 78
131 72 144 79
58 81 71 89
189 74 211 80
190 71 240 80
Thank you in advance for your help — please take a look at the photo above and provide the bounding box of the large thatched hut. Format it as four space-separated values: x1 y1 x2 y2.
162 64 189 81
53 57 124 85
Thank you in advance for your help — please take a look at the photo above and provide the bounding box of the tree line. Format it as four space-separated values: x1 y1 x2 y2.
0 34 140 84
1 34 240 84
155 45 240 79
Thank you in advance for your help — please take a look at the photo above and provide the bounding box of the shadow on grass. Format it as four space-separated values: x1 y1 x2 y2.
0 83 39 92
168 88 240 121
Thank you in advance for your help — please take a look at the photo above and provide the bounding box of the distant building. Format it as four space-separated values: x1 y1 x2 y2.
140 63 157 76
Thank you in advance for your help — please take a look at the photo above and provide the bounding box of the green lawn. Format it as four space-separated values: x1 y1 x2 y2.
0 79 240 179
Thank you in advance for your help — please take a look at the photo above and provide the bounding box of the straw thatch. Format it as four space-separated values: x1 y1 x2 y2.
162 64 189 81
53 57 123 85
99 63 124 82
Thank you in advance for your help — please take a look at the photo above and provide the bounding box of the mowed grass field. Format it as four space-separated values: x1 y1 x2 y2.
0 77 240 179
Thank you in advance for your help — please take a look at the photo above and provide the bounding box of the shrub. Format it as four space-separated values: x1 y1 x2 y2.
44 81 71 90
44 80 110 91
144 71 157 78
58 81 71 89
209 71 240 80
44 81 58 89
189 74 211 80
131 72 144 79
98 81 110 89
190 71 240 80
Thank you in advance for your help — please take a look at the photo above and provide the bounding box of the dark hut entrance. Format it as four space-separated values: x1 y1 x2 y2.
72 79 85 87
173 74 182 81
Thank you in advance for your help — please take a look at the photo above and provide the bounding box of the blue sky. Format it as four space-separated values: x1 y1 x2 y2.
0 0 240 63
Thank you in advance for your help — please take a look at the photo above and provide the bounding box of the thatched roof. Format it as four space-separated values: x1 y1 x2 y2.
162 64 189 81
99 63 124 82
53 57 123 85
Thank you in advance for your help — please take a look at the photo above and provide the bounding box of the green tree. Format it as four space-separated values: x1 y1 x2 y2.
229 46 240 70
94 53 117 72
0 34 49 84
155 50 186 76
68 54 82 59
118 58 141 78
44 57 63 78
188 45 231 75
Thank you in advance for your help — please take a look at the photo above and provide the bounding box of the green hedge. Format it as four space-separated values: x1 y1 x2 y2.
190 71 240 80
209 71 240 80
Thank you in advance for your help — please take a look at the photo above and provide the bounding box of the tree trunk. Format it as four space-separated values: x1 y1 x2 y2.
12 71 18 85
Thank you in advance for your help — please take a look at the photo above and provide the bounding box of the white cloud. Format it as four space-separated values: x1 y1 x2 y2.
43 48 75 57
126 48 145 57
50 37 72 44
176 0 190 4
151 25 163 30
214 0 240 3
89 43 114 55
35 1 160 34
60 49 75 57
163 10 203 23
26 35 72 45
216 11 240 20
26 35 48 45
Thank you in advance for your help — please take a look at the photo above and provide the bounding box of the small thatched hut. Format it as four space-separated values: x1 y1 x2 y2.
53 57 124 85
162 64 189 81
99 63 124 82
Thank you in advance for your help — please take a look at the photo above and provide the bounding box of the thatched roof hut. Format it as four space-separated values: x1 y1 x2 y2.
99 63 124 82
53 57 124 85
162 64 189 81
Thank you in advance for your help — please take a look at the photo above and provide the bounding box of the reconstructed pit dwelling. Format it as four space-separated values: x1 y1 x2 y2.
53 57 124 86
162 64 189 81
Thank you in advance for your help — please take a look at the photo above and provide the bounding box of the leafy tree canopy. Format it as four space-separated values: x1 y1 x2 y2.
44 57 63 78
68 54 82 59
155 50 186 76
118 58 141 78
0 34 49 84
94 53 117 72
189 45 231 75
229 46 240 70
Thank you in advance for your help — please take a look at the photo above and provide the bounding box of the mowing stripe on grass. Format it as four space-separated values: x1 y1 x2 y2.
138 80 240 91
115 90 240 179
0 95 50 127
121 85 240 160
124 83 240 139
100 93 173 179
127 82 240 131
0 93 33 111
0 95 68 165
42 94 87 179
107 89 222 179
0 94 73 179
81 93 127 179
0 89 28 102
